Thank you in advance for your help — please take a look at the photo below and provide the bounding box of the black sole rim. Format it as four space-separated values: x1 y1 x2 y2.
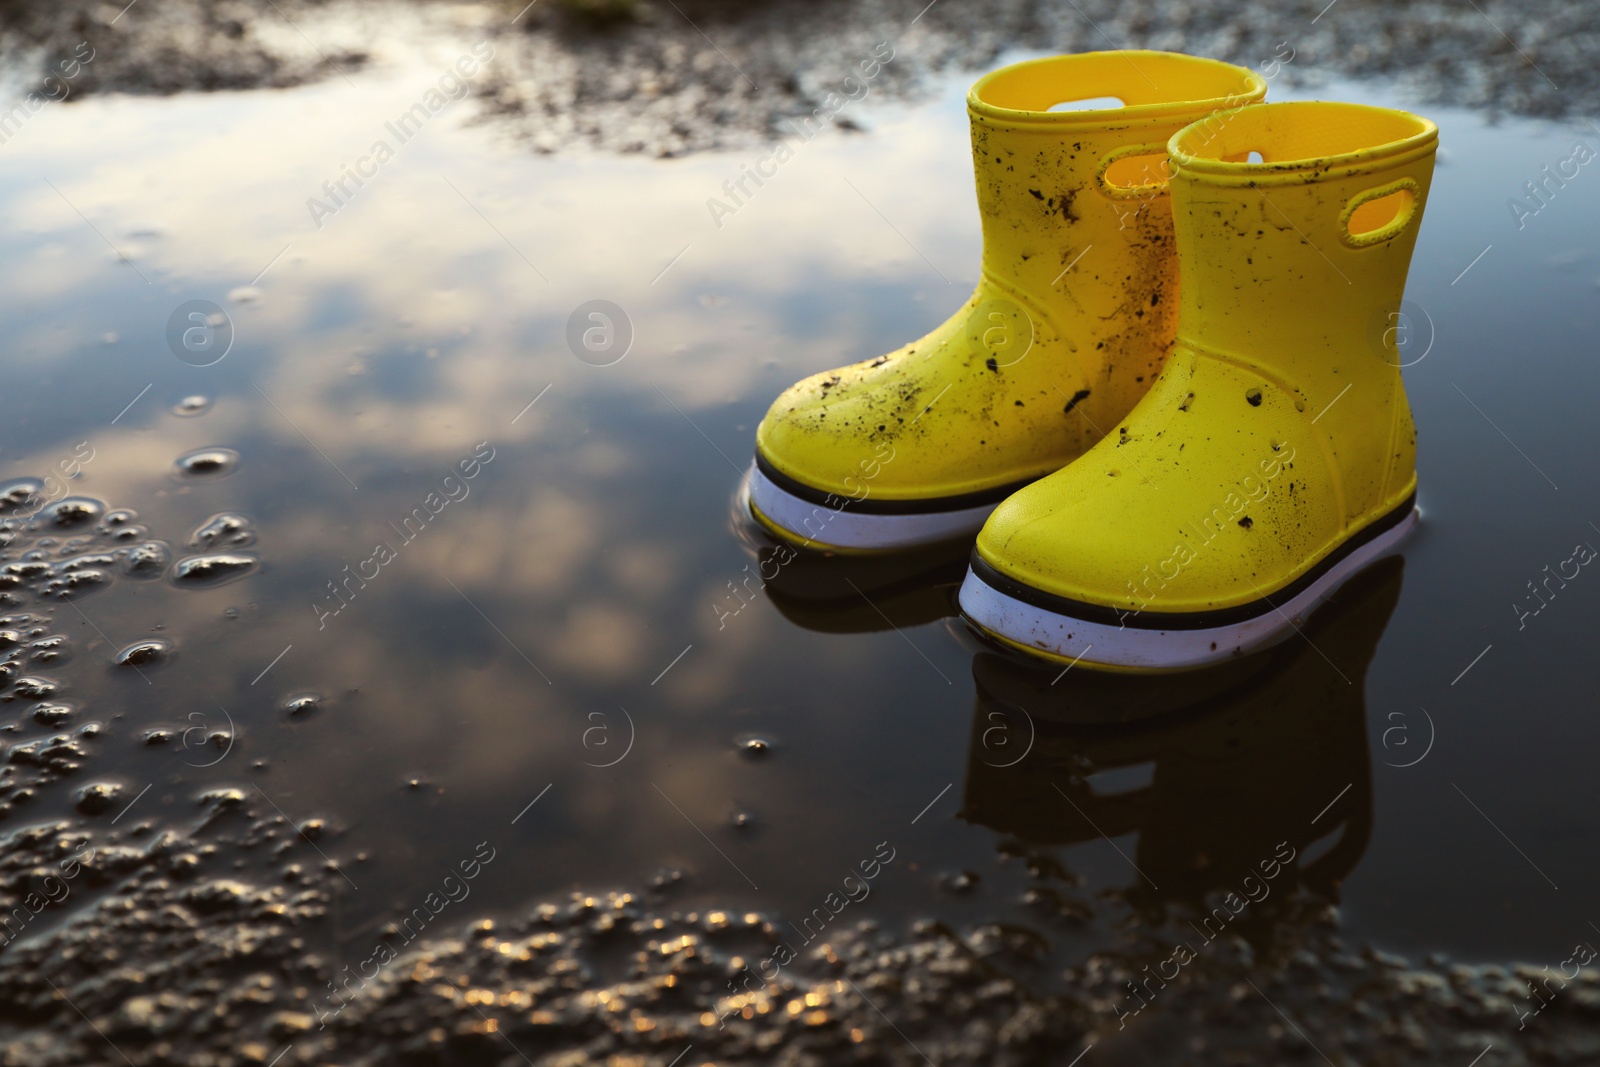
753 451 1038 516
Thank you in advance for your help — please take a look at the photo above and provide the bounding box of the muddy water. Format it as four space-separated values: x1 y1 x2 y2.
3 39 1600 1061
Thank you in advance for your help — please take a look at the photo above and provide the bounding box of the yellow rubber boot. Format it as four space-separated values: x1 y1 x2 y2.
748 52 1267 552
959 101 1437 670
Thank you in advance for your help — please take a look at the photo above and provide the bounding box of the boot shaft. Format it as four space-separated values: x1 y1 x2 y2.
1168 101 1438 513
1168 101 1436 358
967 52 1266 322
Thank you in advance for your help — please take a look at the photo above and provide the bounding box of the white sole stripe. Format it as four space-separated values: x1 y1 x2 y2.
746 463 998 550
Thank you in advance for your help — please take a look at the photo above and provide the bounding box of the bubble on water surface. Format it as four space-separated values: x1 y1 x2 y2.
121 541 172 578
174 448 239 478
40 497 103 529
733 734 774 759
189 513 256 550
0 479 44 516
170 553 259 588
939 870 982 894
116 639 172 668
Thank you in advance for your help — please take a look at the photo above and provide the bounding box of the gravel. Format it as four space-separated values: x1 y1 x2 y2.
1 0 1595 156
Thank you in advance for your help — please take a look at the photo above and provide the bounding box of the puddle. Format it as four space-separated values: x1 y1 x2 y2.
2 25 1599 1065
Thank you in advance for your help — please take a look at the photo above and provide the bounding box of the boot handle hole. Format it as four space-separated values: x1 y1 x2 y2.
1099 145 1171 197
1340 180 1419 247
1047 95 1125 112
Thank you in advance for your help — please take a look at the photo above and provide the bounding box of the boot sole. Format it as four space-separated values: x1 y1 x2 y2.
747 458 1029 552
958 496 1419 672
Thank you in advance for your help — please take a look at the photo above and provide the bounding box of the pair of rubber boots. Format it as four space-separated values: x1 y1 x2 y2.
747 50 1437 673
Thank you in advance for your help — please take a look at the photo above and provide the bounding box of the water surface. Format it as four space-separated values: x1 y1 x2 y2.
3 49 1599 1002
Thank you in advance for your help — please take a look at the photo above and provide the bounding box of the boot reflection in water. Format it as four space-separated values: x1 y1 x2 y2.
962 558 1403 922
751 537 969 634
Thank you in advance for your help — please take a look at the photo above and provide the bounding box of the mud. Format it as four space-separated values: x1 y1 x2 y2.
6 803 1600 1065
2 0 1596 156
0 496 1594 1064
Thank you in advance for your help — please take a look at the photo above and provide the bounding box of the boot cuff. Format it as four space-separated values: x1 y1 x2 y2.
968 51 1266 131
1170 100 1438 186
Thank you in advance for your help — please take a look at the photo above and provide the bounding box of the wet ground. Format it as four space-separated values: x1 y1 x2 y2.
4 0 1600 152
2 1 1600 1064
